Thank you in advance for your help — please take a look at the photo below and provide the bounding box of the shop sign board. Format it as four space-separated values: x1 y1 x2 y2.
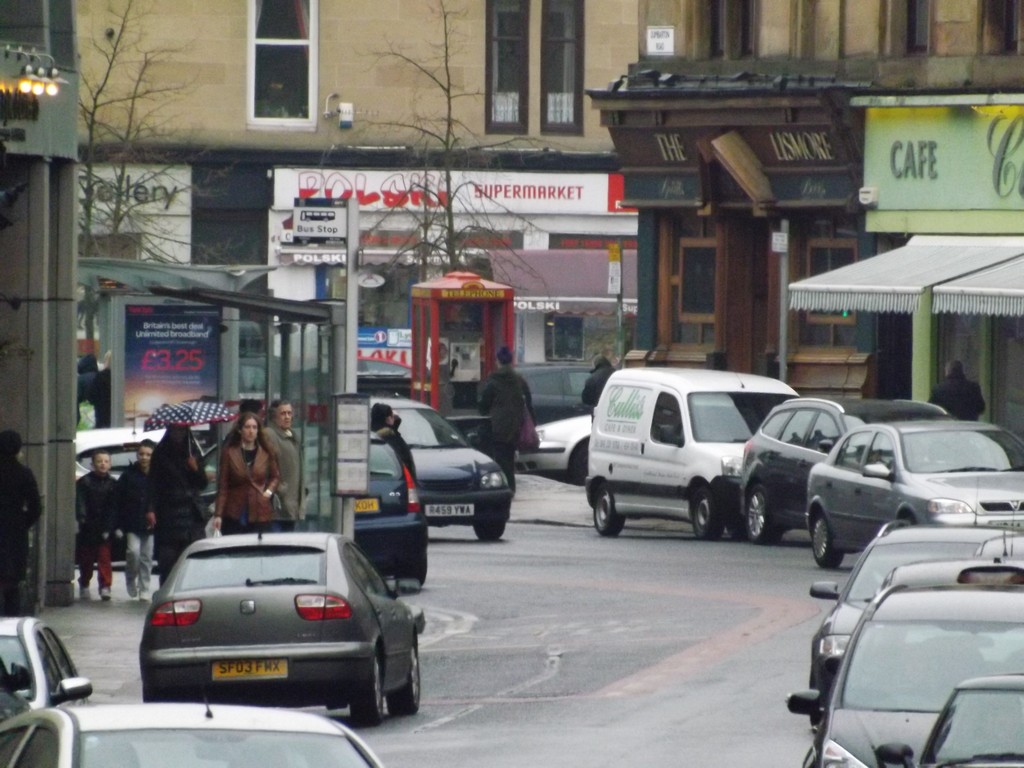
863 104 1024 211
274 169 633 216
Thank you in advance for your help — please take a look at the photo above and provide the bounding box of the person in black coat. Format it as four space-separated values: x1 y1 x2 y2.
371 403 417 482
929 360 986 421
146 425 208 585
0 430 41 616
582 347 618 411
478 346 535 495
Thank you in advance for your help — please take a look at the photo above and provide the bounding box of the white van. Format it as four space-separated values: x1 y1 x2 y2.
586 368 797 539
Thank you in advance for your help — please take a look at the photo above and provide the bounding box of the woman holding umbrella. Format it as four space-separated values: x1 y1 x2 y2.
146 425 208 585
212 411 280 535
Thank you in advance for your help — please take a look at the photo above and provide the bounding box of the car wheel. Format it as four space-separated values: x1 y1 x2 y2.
141 681 163 703
811 513 844 569
386 638 421 716
593 486 625 537
690 486 724 541
745 484 783 545
350 650 385 726
473 521 505 541
408 551 428 585
567 440 589 486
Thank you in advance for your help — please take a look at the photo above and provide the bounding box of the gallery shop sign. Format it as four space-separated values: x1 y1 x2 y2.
863 104 1024 211
80 164 191 216
273 168 632 216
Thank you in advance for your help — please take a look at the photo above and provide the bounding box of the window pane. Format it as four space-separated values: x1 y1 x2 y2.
682 247 716 314
710 0 726 57
255 45 310 118
547 316 584 360
490 0 526 127
542 0 578 126
908 0 929 52
256 0 310 40
1005 0 1020 51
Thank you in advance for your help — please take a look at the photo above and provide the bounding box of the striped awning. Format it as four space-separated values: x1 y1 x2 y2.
934 257 1024 316
789 236 1024 314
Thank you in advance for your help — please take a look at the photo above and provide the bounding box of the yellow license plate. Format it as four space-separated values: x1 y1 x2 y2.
354 497 380 513
212 658 288 680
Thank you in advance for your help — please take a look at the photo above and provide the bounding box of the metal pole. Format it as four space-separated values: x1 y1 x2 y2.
778 219 789 384
616 238 625 361
345 201 360 393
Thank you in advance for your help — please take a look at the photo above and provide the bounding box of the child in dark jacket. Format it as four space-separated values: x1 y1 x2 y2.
75 449 118 600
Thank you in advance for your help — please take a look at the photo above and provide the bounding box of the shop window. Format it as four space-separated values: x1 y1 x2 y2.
486 0 529 134
907 0 929 53
545 315 584 360
249 0 317 126
709 0 753 58
798 241 856 348
988 0 1021 52
541 0 583 134
673 242 716 346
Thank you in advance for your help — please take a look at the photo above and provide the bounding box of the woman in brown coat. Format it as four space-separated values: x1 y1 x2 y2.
212 412 280 535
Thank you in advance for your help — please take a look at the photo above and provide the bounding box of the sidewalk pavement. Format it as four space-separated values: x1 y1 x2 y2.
41 474 690 705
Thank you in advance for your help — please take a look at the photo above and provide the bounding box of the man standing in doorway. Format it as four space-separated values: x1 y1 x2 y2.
265 399 304 532
929 360 986 421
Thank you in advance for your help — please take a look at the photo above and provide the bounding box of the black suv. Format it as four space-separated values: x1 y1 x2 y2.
739 398 948 544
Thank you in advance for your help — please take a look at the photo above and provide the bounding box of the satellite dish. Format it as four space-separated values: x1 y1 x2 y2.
357 272 386 288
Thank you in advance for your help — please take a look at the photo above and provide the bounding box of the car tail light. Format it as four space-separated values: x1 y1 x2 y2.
403 464 421 513
150 599 202 627
742 439 753 460
295 594 352 620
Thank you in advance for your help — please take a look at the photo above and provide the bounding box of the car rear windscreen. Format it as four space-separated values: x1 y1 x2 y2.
177 547 325 591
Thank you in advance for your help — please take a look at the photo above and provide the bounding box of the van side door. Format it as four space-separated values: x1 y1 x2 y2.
635 391 689 518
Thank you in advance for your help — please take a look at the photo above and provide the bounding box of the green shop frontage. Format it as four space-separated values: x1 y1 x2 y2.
790 97 1024 435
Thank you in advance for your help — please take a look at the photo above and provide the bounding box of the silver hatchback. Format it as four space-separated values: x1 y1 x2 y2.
806 421 1024 568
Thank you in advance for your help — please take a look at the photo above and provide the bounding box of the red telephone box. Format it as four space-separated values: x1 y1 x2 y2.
410 271 515 414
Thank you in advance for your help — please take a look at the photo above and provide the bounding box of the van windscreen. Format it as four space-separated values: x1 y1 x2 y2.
689 392 794 443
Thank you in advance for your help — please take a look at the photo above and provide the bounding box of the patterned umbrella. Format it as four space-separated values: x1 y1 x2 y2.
143 400 237 431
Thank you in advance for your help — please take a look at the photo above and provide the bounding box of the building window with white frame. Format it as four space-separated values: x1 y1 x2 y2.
541 0 583 134
487 0 529 134
250 0 317 126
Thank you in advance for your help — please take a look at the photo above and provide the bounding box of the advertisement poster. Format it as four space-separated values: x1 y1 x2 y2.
123 304 220 425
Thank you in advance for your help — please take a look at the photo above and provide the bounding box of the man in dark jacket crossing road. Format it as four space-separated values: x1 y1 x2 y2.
479 346 535 495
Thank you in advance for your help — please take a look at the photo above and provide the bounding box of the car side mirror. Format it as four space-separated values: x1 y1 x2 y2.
863 462 893 480
386 577 422 597
786 689 822 717
809 581 840 600
817 438 835 453
52 676 92 705
874 742 915 767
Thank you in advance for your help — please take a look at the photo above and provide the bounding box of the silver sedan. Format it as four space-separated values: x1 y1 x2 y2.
0 617 91 718
806 421 1024 568
139 532 423 726
0 703 386 768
